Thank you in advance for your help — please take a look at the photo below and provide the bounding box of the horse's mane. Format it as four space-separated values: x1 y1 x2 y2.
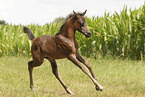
55 12 84 36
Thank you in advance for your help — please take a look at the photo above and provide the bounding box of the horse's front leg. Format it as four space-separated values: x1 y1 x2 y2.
68 53 104 91
76 53 97 80
48 58 75 95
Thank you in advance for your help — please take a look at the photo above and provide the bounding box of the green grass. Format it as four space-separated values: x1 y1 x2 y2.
0 56 145 97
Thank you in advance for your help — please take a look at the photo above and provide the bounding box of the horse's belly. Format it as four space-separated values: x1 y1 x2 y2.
43 50 66 59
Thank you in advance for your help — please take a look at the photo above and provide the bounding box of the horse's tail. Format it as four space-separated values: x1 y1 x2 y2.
23 26 35 40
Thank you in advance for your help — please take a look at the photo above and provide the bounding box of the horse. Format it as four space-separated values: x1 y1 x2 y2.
23 10 104 94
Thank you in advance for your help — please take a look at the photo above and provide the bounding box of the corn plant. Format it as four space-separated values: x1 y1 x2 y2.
0 3 145 60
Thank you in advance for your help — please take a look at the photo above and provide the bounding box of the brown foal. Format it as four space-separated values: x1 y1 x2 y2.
23 10 104 94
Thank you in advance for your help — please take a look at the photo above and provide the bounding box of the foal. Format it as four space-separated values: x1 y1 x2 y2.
23 10 104 94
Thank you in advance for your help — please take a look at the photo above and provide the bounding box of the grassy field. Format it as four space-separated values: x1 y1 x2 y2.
0 56 145 97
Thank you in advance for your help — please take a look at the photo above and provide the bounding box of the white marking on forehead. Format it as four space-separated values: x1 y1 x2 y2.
79 17 85 23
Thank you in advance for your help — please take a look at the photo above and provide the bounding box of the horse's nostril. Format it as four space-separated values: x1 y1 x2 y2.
85 31 92 38
87 31 92 36
88 31 92 35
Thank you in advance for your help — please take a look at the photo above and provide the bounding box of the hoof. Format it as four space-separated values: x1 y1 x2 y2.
68 91 75 95
95 85 104 91
31 87 35 92
66 89 75 95
100 88 105 91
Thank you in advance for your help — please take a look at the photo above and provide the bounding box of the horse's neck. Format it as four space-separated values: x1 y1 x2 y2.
59 24 75 41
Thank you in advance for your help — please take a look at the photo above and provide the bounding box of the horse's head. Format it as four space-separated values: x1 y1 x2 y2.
72 10 92 38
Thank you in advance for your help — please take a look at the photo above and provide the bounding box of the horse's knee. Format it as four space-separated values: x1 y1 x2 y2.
51 64 58 75
49 60 58 75
28 61 33 70
85 61 92 69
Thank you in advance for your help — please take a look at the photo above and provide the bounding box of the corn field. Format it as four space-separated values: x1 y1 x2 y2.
0 4 145 60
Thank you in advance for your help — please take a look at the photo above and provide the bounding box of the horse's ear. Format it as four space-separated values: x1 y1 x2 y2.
73 10 77 15
82 10 87 16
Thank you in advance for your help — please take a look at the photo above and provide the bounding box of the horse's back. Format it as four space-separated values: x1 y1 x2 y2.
32 35 56 50
31 35 66 59
33 35 55 44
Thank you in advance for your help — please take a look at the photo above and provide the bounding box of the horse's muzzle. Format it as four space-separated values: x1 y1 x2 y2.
85 31 92 38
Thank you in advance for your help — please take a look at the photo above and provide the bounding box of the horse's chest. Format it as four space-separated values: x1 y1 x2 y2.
56 36 76 54
58 40 76 53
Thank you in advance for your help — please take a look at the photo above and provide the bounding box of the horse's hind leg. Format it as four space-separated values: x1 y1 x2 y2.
28 61 34 91
48 58 74 95
28 58 44 91
76 53 97 80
